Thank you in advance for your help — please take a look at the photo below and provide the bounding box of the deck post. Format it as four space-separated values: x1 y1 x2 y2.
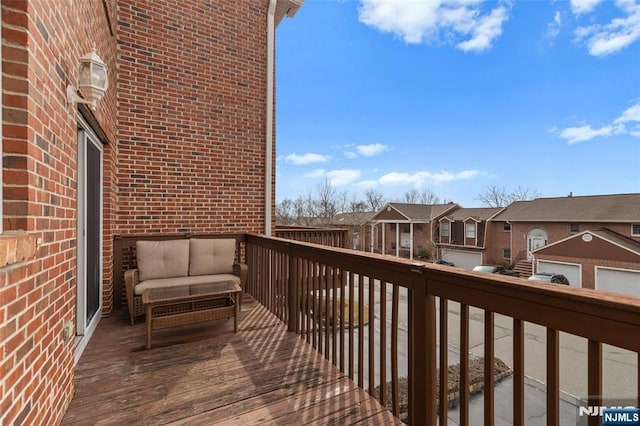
408 266 436 425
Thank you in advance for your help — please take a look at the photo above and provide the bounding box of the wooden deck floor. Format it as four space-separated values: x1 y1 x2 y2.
62 296 402 425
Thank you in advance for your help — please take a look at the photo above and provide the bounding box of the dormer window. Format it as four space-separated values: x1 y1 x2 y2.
465 223 476 238
440 222 450 237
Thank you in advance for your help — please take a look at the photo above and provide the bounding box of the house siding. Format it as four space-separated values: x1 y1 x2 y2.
116 0 271 236
1 0 118 424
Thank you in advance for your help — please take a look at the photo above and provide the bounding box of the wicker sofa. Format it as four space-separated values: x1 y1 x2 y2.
125 238 247 325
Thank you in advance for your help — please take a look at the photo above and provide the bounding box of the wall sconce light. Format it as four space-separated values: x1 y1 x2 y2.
66 46 108 109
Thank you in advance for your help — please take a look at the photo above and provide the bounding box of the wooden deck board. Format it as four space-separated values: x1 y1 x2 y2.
62 297 401 425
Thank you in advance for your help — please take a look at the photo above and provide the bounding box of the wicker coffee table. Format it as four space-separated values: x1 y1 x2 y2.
142 281 241 349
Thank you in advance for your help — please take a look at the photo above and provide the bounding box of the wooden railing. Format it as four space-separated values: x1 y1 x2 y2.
245 233 640 425
274 226 348 248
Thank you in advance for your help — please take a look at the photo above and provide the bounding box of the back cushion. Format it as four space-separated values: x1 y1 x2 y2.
189 238 235 276
136 239 190 282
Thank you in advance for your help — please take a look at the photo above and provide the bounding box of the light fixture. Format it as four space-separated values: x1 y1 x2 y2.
66 46 108 109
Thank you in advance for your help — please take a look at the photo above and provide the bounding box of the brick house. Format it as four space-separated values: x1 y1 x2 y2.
486 193 640 284
0 1 302 424
368 202 459 259
435 207 504 269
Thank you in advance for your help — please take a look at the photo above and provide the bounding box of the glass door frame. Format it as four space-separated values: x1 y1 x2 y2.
75 115 103 364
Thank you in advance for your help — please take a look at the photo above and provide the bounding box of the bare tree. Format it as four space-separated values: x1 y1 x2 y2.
476 184 540 207
418 188 440 204
315 179 340 223
510 185 540 202
401 188 440 204
276 198 294 225
364 189 386 212
402 188 420 203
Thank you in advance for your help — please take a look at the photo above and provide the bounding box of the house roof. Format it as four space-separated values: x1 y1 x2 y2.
492 193 640 222
332 212 375 226
275 0 304 26
371 202 459 222
441 207 504 222
533 228 640 261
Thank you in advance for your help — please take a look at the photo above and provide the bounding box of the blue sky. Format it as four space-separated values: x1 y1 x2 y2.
275 0 640 207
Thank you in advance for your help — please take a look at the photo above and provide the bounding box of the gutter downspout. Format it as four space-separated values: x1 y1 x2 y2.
265 0 277 236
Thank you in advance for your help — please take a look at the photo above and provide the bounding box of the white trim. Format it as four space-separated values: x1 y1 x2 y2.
75 117 103 365
596 265 640 274
265 0 276 236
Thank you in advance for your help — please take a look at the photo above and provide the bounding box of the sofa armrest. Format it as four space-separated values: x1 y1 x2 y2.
233 263 248 292
124 269 139 325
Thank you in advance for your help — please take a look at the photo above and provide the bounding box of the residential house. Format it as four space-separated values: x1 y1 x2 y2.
435 207 504 269
0 1 302 424
486 193 640 290
368 202 459 259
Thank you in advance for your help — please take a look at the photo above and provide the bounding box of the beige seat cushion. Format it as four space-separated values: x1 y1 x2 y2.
135 274 241 295
136 239 190 282
189 238 236 276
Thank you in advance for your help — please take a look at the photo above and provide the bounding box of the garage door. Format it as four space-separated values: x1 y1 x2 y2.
596 267 640 297
537 260 581 287
442 249 482 269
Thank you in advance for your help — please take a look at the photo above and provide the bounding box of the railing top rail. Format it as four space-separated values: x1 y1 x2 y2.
245 233 640 334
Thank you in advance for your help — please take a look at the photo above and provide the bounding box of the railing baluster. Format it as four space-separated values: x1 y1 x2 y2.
313 261 318 351
332 266 338 365
513 318 525 426
588 340 602 426
439 297 448 426
392 284 399 417
324 265 330 360
380 281 387 408
547 328 559 426
484 310 495 426
349 271 355 380
358 273 365 389
339 268 345 372
369 276 376 395
460 303 470 426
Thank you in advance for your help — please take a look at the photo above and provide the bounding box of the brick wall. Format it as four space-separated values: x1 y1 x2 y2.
116 0 271 236
1 0 117 424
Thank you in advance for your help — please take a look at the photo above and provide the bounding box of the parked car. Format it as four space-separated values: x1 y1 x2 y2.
528 272 570 285
472 265 520 277
426 259 455 266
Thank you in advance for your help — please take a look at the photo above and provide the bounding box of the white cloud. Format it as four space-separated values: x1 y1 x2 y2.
356 143 388 156
543 11 562 45
327 169 362 186
557 101 640 144
284 152 330 165
344 151 358 159
614 102 640 124
558 124 623 144
574 0 640 56
378 169 485 186
570 0 603 15
357 0 510 53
